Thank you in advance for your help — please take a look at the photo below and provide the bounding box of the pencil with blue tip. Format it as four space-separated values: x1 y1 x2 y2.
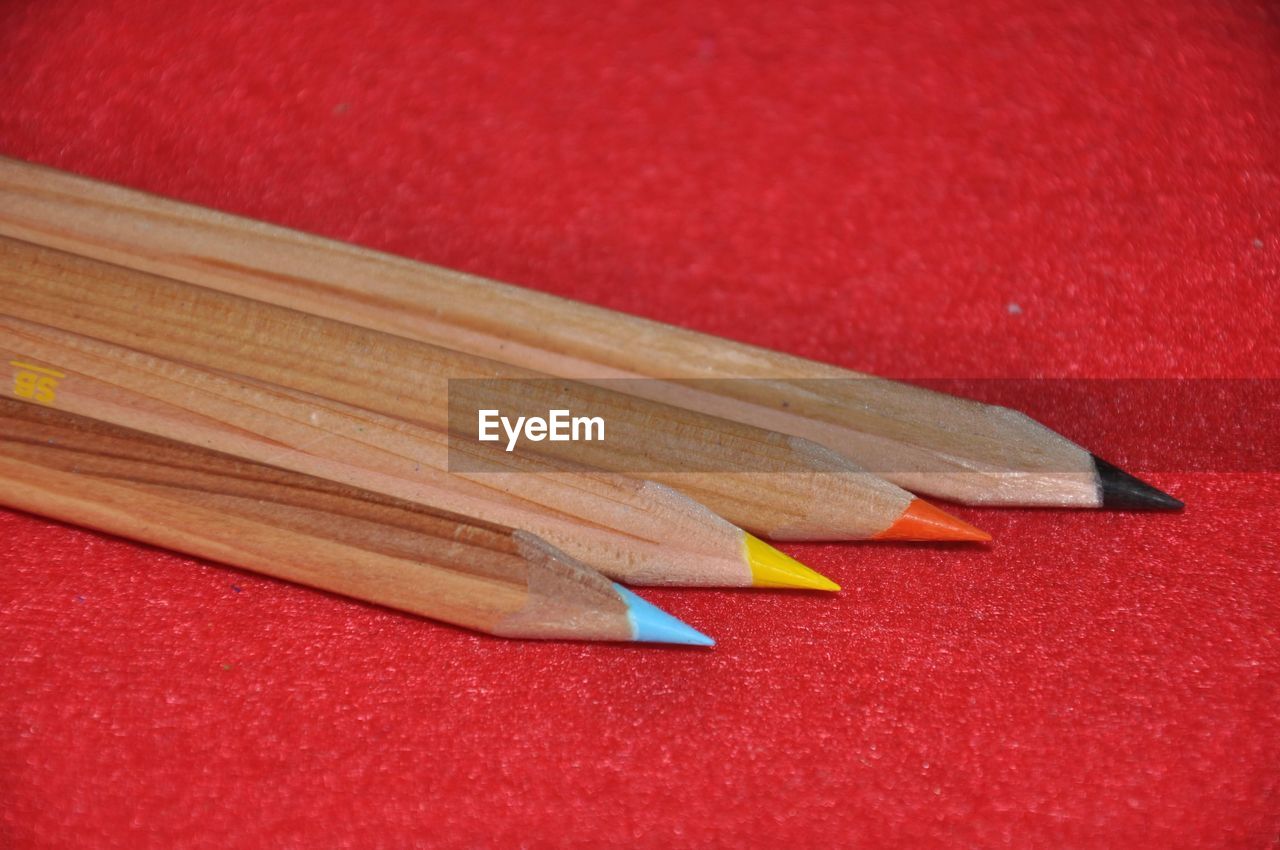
0 399 713 646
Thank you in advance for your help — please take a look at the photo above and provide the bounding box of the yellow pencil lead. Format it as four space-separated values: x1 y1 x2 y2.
744 533 840 591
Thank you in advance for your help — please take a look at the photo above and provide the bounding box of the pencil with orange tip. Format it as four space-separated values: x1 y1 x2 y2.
0 235 987 544
0 399 714 646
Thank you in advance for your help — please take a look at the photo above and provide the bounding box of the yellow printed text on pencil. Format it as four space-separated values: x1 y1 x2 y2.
10 360 65 406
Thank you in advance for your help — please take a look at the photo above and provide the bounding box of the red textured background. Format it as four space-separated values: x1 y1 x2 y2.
2 1 1278 847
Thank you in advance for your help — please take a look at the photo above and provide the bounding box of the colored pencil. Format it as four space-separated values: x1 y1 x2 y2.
0 314 836 589
0 235 988 543
0 156 1178 509
0 400 713 645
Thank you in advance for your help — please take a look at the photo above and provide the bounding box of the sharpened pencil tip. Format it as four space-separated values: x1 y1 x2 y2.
614 584 715 647
744 533 840 591
1091 455 1183 511
873 498 992 542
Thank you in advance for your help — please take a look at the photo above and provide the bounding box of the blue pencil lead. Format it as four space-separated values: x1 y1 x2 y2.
613 584 715 647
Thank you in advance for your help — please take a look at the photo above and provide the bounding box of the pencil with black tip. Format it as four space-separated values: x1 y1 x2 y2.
0 313 836 589
0 236 988 543
0 399 713 646
0 156 1178 510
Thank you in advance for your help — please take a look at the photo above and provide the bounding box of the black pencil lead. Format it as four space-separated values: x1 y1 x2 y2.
1092 455 1184 511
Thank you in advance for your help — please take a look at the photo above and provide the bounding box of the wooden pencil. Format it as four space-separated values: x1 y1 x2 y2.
0 399 713 645
0 313 837 589
0 156 1179 509
0 235 988 542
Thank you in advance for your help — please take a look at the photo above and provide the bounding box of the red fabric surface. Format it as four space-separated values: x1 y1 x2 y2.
1 1 1278 847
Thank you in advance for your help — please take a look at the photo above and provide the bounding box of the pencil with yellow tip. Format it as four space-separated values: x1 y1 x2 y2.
1 313 838 590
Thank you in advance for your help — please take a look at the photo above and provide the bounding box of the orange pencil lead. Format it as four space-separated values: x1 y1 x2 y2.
872 498 991 543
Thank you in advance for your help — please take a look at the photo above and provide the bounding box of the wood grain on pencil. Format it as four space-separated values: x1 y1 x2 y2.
0 236 986 542
0 314 836 588
0 399 711 644
0 156 1178 509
